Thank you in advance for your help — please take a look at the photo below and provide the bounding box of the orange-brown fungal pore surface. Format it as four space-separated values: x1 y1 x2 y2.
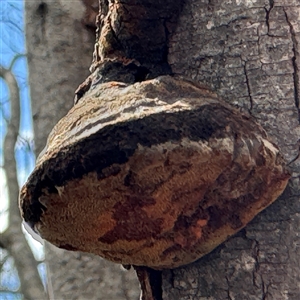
19 76 290 269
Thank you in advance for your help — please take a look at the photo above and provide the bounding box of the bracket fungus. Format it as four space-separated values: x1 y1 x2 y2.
19 76 290 269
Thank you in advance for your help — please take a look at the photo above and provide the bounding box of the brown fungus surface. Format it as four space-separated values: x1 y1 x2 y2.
19 76 290 269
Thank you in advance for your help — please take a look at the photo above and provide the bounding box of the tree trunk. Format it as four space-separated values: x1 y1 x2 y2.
25 0 299 299
163 1 300 299
25 1 139 299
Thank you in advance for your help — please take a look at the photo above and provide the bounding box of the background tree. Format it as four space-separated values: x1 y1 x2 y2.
24 0 299 299
0 64 46 300
24 1 140 299
0 2 45 298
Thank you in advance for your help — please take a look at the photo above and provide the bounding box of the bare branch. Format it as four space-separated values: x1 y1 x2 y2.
0 66 46 300
9 53 27 71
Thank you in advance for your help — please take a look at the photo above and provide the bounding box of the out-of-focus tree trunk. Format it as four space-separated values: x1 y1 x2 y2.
0 65 46 300
25 1 139 299
25 0 299 299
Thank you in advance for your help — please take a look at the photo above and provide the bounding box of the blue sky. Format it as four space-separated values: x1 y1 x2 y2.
0 1 35 175
1 1 44 298
0 0 35 191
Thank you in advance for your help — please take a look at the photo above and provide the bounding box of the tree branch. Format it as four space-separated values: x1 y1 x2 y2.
9 53 26 71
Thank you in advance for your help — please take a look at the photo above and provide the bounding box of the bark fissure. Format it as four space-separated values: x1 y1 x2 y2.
262 280 271 300
284 8 300 123
264 0 274 35
36 2 48 39
242 60 253 112
225 276 233 300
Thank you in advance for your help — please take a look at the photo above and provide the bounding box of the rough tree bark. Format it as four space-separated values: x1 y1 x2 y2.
25 0 299 299
163 1 300 299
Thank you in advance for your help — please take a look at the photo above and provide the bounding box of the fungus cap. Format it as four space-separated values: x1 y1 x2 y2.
19 76 290 269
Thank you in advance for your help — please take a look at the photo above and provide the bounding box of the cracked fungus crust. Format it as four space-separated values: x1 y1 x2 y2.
19 76 290 269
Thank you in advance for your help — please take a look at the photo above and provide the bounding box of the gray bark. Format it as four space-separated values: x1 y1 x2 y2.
25 1 139 299
25 0 299 299
163 1 300 299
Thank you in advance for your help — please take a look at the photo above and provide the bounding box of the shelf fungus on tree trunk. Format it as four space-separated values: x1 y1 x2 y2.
19 76 290 269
